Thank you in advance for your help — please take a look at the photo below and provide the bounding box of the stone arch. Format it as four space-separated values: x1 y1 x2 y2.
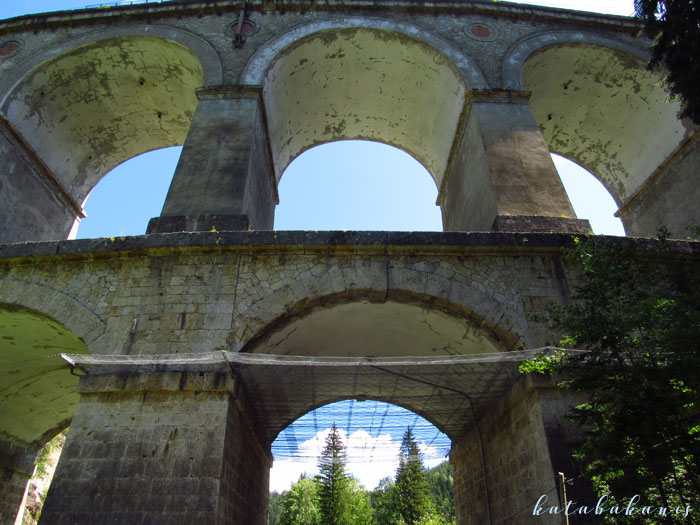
0 28 216 209
502 31 693 215
502 31 650 90
240 16 487 88
245 19 477 190
0 279 105 345
236 285 524 356
0 25 222 103
0 302 89 450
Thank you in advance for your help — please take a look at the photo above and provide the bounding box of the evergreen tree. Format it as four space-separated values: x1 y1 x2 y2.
425 462 455 524
316 424 351 525
634 0 700 124
279 475 321 525
394 427 434 524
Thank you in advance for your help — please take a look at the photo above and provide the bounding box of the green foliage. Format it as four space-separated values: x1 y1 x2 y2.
316 424 352 524
394 427 434 525
522 235 700 522
346 478 374 525
634 0 700 124
279 475 321 525
424 462 455 524
22 430 67 525
370 477 403 525
269 491 285 525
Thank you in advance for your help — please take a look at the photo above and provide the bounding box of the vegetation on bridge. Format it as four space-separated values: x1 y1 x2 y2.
522 233 700 522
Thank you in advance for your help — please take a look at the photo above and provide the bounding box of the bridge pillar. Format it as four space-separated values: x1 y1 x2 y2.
41 371 271 524
148 85 277 234
0 441 38 525
441 91 591 234
451 374 594 524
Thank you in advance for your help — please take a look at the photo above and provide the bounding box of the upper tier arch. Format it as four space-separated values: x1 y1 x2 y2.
1 27 220 206
249 22 475 188
502 31 650 90
502 31 695 212
0 24 222 104
240 16 487 88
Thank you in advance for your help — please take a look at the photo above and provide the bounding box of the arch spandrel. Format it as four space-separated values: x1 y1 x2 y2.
504 32 695 207
2 34 206 204
256 24 472 189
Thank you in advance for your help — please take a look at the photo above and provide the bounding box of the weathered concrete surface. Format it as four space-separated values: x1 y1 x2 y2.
0 441 37 525
0 305 87 449
156 86 276 231
0 117 80 243
452 374 593 524
2 36 202 203
522 44 690 206
262 26 466 186
41 374 270 524
441 91 590 233
617 136 700 239
0 0 696 241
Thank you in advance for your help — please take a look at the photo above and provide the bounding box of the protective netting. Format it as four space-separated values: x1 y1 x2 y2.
62 348 583 466
271 399 450 462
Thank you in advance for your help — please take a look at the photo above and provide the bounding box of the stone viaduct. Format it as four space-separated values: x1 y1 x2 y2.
0 0 698 523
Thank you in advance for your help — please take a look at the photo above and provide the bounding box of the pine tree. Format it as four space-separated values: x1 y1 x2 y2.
394 427 434 524
316 424 351 525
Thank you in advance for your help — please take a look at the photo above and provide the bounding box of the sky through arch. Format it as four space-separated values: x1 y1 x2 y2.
73 141 625 238
270 399 450 492
275 140 443 231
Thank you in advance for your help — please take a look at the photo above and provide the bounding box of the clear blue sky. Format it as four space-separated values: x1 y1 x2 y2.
3 0 632 491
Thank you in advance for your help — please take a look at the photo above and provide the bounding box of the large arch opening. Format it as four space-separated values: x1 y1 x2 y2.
269 399 454 522
553 154 625 236
2 35 202 211
0 304 87 523
238 295 527 523
71 146 182 239
271 399 450 491
0 304 86 450
521 42 692 212
262 27 468 194
274 140 443 231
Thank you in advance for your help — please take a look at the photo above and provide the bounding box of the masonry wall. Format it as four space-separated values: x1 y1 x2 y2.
40 372 270 524
451 375 590 524
0 233 584 360
0 443 35 525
